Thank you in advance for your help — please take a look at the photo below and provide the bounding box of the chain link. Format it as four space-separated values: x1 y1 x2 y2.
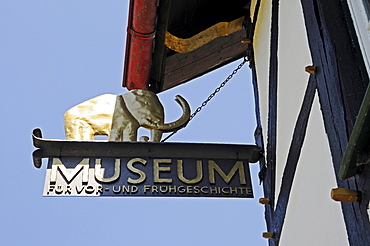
161 57 248 142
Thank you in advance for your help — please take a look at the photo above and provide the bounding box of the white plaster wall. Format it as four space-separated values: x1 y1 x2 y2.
279 96 348 246
254 0 348 244
276 0 311 198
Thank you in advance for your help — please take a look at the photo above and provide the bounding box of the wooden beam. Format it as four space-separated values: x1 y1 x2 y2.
265 0 279 245
162 29 248 90
300 0 370 245
272 76 317 244
150 0 171 92
250 58 274 233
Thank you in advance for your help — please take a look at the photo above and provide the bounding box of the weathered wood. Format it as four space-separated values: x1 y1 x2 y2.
265 0 279 245
248 0 274 240
272 77 317 244
150 0 171 92
165 29 246 72
166 0 247 38
250 58 274 233
162 29 248 90
356 164 370 230
340 84 370 179
331 188 360 202
148 0 253 92
300 0 370 245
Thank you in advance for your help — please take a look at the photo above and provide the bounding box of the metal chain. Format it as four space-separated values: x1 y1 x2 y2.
161 56 248 142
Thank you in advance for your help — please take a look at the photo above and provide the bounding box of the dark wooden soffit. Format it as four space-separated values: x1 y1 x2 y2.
149 0 253 92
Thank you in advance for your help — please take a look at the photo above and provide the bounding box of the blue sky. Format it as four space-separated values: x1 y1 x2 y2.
0 1 266 245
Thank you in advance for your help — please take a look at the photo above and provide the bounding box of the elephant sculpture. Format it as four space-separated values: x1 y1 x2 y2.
64 89 191 142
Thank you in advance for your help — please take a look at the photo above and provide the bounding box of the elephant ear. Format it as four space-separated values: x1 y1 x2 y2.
111 95 137 126
123 89 165 128
110 95 138 141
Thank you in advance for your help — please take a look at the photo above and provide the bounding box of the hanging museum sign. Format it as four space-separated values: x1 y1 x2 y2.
32 128 261 198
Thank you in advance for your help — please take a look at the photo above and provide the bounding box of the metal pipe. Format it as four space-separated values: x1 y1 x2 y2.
123 0 158 90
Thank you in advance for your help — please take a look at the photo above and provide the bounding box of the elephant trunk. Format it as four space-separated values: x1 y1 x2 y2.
156 95 191 132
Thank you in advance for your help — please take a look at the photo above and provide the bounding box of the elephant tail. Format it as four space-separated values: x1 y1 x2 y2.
157 95 191 132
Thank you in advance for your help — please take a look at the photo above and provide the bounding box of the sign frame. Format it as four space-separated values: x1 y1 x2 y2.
32 128 262 198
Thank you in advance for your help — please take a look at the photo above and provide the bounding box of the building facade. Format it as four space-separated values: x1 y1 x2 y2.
252 0 370 245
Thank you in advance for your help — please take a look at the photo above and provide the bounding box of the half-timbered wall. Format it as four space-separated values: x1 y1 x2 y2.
253 0 348 245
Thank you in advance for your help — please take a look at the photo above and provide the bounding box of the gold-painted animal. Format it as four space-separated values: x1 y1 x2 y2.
64 89 190 142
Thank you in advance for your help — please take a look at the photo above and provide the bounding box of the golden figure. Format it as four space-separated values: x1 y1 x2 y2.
64 89 190 142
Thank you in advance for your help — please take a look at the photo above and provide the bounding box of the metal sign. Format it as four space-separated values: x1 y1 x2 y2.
44 157 253 198
33 128 262 198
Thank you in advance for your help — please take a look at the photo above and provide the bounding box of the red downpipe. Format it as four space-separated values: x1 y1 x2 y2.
123 0 158 90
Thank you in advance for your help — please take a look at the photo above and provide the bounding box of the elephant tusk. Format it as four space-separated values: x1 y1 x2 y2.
157 95 191 132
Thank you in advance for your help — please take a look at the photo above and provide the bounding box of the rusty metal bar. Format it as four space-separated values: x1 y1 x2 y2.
32 128 262 168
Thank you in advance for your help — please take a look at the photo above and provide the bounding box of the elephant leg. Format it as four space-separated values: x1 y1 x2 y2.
65 120 94 140
109 128 122 141
65 126 76 140
110 122 139 141
150 129 163 142
121 123 139 141
80 128 94 140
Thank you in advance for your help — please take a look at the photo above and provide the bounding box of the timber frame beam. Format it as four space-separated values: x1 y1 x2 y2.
300 0 370 245
256 0 370 245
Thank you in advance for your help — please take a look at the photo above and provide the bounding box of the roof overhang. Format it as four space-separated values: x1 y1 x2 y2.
123 0 254 92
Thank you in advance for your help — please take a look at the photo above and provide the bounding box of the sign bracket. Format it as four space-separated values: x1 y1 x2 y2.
32 128 262 168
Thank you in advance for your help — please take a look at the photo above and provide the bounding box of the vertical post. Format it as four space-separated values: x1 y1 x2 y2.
265 0 279 244
300 0 370 245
